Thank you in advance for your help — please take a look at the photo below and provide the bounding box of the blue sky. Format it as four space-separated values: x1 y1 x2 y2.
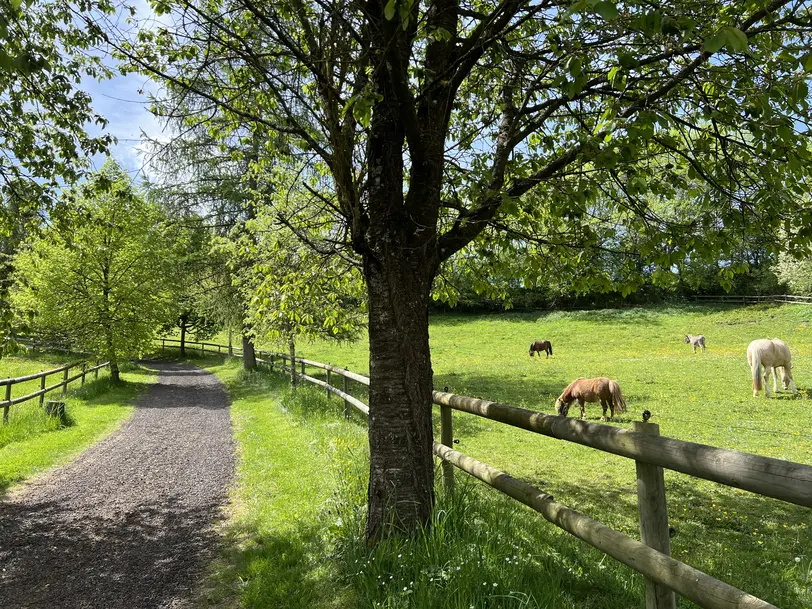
81 0 169 183
83 67 165 182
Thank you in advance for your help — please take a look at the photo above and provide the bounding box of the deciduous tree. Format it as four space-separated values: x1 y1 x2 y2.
116 0 812 540
11 160 176 381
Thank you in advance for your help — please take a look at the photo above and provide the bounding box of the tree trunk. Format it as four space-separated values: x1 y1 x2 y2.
242 334 256 370
109 359 120 383
363 254 436 543
227 326 233 356
180 315 187 356
288 337 296 389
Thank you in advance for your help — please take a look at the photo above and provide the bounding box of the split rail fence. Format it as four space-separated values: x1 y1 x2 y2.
162 337 812 609
0 360 110 424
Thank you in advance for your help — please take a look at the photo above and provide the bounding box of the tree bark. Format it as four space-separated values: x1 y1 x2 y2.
288 337 296 389
241 334 256 370
227 326 233 356
180 314 187 356
363 244 437 543
109 359 120 384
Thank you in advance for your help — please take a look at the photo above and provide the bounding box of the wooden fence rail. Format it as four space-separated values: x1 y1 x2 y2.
160 337 811 609
0 360 110 423
692 294 812 305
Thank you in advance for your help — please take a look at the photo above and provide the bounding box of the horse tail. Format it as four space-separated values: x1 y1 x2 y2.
750 347 762 391
548 342 553 355
609 381 627 412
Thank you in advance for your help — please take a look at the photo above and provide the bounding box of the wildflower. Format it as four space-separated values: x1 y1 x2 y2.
796 557 802 563
493 582 498 587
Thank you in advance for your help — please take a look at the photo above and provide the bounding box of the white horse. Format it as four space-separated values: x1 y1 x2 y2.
746 338 797 398
685 334 706 353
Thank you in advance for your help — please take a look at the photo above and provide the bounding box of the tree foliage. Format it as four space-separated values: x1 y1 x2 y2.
11 160 177 381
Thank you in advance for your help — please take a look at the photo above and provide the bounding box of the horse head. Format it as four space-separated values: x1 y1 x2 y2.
555 398 570 417
684 335 690 343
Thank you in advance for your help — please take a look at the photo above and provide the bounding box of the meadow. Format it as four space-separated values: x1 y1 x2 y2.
201 303 811 609
0 352 152 494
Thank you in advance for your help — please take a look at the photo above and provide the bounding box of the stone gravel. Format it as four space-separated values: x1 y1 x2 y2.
0 360 235 609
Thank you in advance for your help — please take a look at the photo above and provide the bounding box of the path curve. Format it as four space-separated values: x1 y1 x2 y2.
0 360 234 609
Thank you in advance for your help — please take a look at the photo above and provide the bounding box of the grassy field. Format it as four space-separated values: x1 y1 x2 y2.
0 353 153 494
199 303 812 609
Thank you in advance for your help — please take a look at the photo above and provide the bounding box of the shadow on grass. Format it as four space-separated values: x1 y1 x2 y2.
208 520 353 609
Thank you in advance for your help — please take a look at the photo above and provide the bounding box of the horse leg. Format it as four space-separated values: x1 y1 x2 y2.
764 367 772 398
578 398 586 420
600 399 609 422
773 367 780 393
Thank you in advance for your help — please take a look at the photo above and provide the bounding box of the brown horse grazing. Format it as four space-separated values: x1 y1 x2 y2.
555 377 627 421
529 340 553 358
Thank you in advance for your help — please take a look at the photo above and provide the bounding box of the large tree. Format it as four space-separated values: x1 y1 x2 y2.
115 0 812 540
11 160 177 382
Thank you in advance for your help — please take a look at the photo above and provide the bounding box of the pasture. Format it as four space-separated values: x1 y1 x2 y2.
0 353 151 494
204 303 812 608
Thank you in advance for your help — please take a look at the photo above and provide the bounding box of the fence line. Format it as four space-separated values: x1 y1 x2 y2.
1 360 110 423
692 294 812 305
159 336 810 609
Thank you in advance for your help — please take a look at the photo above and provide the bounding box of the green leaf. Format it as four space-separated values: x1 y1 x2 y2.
703 30 727 54
384 0 396 21
800 53 812 72
594 2 619 20
723 26 748 53
10 0 22 9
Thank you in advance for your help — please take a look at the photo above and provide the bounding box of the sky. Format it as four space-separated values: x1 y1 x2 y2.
82 1 169 183
83 70 166 181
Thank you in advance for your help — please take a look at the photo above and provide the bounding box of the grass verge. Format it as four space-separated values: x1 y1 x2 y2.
0 354 154 495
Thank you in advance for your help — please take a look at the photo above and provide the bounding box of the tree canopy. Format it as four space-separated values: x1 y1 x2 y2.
11 160 177 381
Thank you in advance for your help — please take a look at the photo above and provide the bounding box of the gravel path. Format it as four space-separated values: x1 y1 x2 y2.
0 361 235 609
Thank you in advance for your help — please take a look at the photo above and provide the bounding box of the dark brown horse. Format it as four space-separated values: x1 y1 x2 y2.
529 340 553 358
555 377 627 421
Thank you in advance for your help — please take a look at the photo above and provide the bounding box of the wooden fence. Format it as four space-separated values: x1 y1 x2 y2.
692 294 812 305
160 338 812 609
0 360 110 424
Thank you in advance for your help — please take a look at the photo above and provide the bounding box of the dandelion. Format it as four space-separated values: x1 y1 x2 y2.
493 582 498 587
796 557 802 563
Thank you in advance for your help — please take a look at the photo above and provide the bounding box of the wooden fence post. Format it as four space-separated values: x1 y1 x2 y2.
40 374 46 407
326 367 331 400
300 361 305 377
343 370 350 419
94 365 99 380
81 363 87 386
270 354 275 372
201 342 205 356
62 367 69 398
440 386 454 494
3 380 10 424
162 337 166 352
634 421 676 609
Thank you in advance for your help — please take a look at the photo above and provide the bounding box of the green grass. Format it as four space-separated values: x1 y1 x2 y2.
198 356 364 608
0 353 153 494
202 304 812 608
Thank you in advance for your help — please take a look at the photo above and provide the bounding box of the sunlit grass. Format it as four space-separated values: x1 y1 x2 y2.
198 305 812 608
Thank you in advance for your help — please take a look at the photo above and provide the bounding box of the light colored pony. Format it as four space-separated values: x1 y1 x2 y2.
555 377 627 421
746 338 797 398
685 334 706 353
